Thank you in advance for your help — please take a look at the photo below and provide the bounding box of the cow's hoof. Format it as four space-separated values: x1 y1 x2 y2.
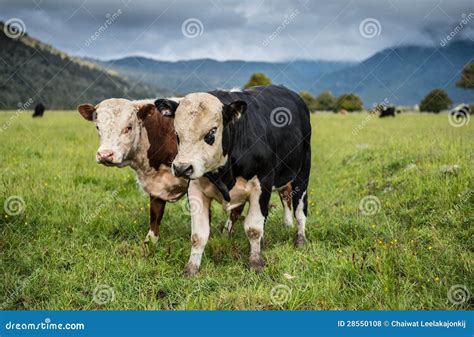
295 234 306 248
144 230 159 244
221 219 233 235
249 254 265 272
184 263 200 277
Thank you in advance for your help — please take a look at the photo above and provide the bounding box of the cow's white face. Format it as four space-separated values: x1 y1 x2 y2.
78 98 144 167
163 93 246 179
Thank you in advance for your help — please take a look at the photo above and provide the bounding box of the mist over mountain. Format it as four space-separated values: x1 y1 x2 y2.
100 40 474 106
98 58 354 96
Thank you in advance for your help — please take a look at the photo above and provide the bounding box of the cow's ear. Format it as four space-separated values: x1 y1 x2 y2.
223 100 246 123
77 103 96 121
137 104 156 121
155 99 179 117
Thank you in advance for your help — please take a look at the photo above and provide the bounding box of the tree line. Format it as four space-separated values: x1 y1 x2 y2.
244 64 473 113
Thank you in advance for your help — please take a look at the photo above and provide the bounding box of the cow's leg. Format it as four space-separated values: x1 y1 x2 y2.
278 184 293 227
293 189 308 248
292 149 311 248
185 181 211 277
245 177 272 271
145 196 166 244
222 204 245 234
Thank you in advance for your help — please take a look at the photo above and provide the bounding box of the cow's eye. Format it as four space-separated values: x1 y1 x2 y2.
123 124 132 134
204 127 217 145
176 134 180 145
96 125 99 130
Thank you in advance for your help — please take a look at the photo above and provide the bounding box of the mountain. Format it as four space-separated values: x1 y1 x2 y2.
314 40 474 106
1 20 472 109
101 41 474 106
0 22 164 109
98 57 354 96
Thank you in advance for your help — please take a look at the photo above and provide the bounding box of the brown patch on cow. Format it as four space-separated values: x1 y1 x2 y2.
225 204 245 234
141 107 178 169
149 197 165 236
191 233 201 247
278 183 293 209
137 104 155 121
246 228 262 240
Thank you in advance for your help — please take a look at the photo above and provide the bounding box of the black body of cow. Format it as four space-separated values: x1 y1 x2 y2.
208 85 311 226
380 106 395 118
156 85 310 274
33 103 45 118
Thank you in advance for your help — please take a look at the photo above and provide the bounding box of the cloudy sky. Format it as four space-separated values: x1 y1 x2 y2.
1 0 473 62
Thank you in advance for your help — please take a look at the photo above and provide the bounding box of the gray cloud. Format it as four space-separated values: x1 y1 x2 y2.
1 0 473 61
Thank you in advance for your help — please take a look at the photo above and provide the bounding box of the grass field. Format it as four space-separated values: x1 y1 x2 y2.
0 111 472 310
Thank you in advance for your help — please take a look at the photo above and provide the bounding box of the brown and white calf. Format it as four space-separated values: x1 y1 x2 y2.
77 98 293 244
78 98 188 243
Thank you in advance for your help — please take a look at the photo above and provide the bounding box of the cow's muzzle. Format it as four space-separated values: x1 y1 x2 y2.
172 162 194 178
96 150 114 164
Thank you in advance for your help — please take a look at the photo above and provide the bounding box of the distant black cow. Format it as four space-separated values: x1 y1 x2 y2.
380 106 396 118
33 103 45 118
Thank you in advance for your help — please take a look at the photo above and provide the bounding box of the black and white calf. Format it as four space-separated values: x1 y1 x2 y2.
157 85 312 275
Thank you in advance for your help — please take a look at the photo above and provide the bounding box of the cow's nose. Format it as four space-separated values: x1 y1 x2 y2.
172 163 194 178
96 150 114 162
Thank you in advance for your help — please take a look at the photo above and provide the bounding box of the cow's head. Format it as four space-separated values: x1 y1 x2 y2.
157 93 246 179
77 98 156 167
